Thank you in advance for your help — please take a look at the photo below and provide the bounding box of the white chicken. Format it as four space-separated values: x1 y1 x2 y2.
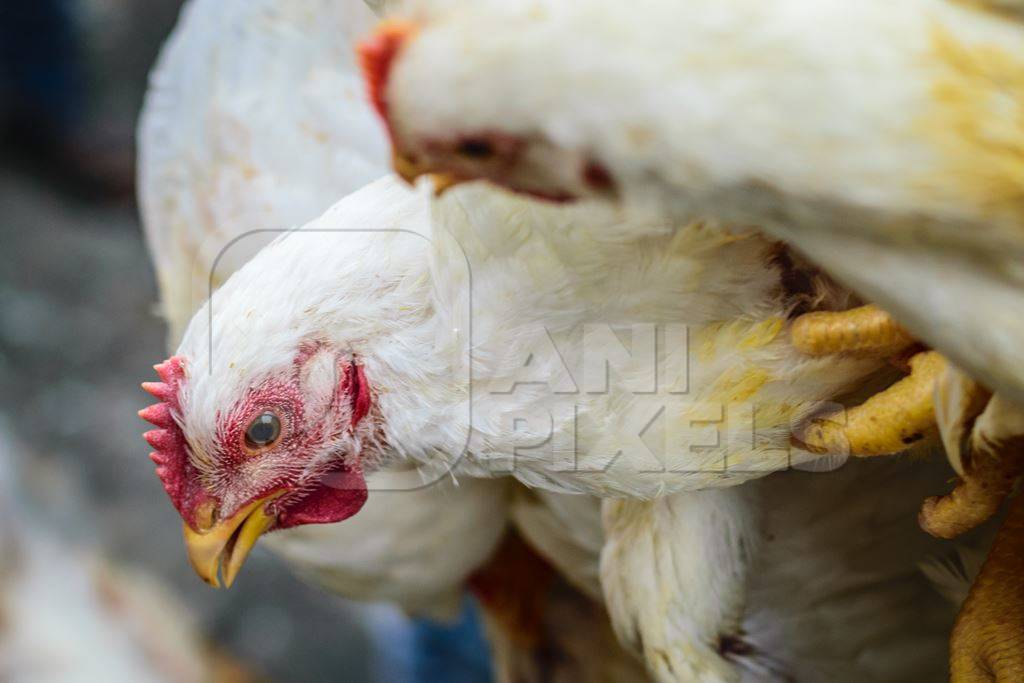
146 134 984 682
139 0 510 618
137 1 645 678
138 0 391 343
511 435 988 683
143 172 992 679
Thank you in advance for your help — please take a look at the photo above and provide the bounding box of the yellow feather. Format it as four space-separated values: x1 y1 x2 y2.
922 27 1024 228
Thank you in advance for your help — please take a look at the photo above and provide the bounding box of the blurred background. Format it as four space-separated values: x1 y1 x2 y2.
0 2 488 681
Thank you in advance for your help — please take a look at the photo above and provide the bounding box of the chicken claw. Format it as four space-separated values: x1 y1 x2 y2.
797 351 946 457
790 304 916 358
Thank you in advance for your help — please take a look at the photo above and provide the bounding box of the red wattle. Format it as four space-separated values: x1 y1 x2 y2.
276 467 368 529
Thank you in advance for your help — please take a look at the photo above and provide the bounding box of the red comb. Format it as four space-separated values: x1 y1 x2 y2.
357 19 419 126
138 357 210 528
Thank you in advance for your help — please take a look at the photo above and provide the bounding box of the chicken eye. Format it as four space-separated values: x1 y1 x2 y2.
244 412 281 450
455 138 495 160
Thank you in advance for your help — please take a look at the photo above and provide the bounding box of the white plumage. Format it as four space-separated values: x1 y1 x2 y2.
139 0 389 344
138 1 990 681
161 147 975 682
139 0 511 619
139 6 649 680
263 466 509 618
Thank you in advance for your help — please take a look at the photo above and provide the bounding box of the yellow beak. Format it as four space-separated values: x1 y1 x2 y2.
182 491 284 588
392 151 460 197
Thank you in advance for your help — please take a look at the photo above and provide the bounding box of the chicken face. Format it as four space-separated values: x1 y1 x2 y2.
358 16 615 202
140 343 375 587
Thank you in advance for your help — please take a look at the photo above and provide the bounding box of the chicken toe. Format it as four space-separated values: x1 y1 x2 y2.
796 351 946 457
790 304 917 358
921 395 1024 539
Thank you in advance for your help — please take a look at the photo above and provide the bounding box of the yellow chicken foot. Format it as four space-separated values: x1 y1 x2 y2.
919 446 1024 540
790 304 917 358
949 491 1024 682
796 351 946 457
921 395 1024 539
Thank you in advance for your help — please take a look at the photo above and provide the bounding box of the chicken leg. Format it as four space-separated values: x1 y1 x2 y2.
600 489 756 683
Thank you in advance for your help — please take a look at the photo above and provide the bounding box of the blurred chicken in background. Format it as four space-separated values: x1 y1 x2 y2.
0 421 263 682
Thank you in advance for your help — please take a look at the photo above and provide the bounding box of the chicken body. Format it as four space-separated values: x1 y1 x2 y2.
140 0 511 618
170 172 887 498
378 0 1024 407
171 172 964 680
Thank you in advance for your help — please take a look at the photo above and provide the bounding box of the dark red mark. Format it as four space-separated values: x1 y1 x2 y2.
718 634 756 658
357 20 418 129
346 362 372 428
456 138 496 159
293 339 325 369
520 188 577 204
769 245 817 319
426 132 578 203
139 357 213 530
583 160 614 192
428 131 525 162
